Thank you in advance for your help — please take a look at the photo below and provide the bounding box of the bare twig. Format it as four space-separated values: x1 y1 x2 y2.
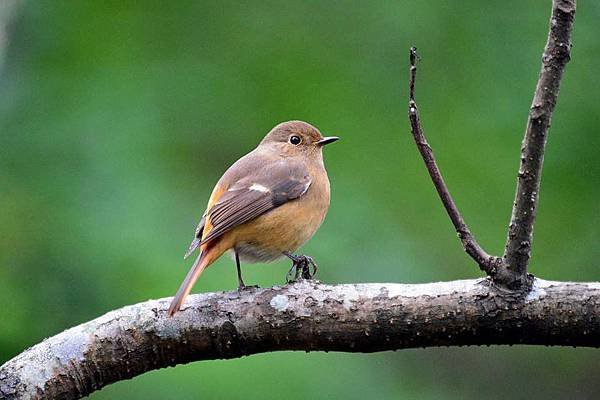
407 0 576 287
2 279 600 400
408 47 499 275
503 0 576 284
0 0 21 72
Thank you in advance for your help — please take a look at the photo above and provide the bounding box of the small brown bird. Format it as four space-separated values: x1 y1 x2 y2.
168 120 338 316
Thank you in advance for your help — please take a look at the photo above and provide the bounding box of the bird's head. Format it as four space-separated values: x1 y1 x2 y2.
259 120 339 161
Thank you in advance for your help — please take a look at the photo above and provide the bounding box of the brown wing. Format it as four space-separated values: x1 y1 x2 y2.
199 160 311 245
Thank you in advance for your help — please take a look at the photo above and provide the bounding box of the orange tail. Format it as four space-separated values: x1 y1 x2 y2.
168 251 210 316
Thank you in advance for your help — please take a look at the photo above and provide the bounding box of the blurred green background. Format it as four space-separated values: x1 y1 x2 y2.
1 1 599 399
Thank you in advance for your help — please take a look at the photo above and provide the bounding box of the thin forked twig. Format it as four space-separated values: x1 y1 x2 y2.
407 47 498 276
503 0 576 279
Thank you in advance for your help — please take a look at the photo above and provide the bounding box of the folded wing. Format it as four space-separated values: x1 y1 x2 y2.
184 160 312 256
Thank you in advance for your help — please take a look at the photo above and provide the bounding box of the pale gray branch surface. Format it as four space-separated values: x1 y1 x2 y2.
2 279 599 399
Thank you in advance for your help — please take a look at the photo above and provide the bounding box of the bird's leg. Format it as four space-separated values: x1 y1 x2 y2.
235 251 259 290
235 251 246 290
283 252 318 282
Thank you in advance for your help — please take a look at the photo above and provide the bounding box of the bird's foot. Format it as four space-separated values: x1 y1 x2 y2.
237 283 260 291
284 252 318 283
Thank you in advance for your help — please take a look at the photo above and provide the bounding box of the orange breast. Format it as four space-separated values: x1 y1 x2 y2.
230 169 330 261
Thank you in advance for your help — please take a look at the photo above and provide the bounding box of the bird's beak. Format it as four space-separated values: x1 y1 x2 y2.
317 136 340 146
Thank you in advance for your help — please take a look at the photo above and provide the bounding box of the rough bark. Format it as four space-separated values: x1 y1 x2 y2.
1 279 599 399
502 0 576 285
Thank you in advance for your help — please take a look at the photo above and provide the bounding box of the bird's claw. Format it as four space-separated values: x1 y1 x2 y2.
237 283 260 291
284 253 318 283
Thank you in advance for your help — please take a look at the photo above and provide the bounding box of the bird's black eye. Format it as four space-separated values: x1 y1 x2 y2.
289 135 302 145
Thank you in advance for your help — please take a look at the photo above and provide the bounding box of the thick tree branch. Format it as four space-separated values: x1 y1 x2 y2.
408 48 499 275
1 279 599 399
503 0 576 282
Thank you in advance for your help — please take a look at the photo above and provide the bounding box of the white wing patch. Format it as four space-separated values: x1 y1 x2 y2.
249 183 270 193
